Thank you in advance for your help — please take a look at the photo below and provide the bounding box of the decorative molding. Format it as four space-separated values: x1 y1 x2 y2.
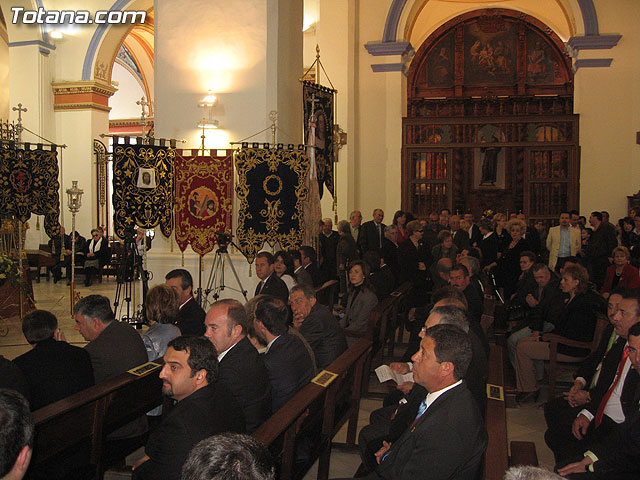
53 103 112 113
109 118 154 128
371 63 406 74
365 41 413 56
573 58 613 72
8 39 56 52
52 81 117 97
52 81 117 112
567 34 621 52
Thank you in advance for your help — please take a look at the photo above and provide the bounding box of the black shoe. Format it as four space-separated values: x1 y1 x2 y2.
516 390 540 404
66 280 71 286
53 276 59 284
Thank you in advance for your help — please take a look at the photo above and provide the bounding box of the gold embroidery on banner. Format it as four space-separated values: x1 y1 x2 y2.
235 148 309 263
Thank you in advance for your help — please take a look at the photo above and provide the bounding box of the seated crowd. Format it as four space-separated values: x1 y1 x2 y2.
2 206 640 479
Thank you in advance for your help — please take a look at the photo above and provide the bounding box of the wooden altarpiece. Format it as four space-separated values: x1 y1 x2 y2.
403 9 578 225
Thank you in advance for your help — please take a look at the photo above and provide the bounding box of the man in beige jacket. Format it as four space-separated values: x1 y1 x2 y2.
546 211 582 272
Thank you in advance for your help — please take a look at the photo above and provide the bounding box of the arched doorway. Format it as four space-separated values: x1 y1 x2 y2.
402 9 577 224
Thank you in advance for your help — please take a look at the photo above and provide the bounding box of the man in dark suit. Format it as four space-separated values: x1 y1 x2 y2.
14 310 94 411
364 324 487 480
132 336 245 480
449 264 483 334
253 296 314 412
359 306 489 473
74 295 149 444
204 299 272 432
545 292 640 465
291 249 313 287
463 212 482 247
253 252 289 303
165 269 206 336
449 215 471 252
557 321 640 479
48 226 71 283
299 245 322 287
358 208 386 255
478 219 499 267
506 264 565 370
289 284 347 370
586 211 619 289
319 218 339 283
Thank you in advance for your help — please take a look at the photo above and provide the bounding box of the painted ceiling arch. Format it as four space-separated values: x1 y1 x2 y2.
82 0 152 82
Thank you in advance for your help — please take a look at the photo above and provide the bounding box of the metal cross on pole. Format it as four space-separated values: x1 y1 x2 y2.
12 103 28 143
136 96 151 142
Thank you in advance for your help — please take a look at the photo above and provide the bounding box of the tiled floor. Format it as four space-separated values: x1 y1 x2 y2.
1 278 558 479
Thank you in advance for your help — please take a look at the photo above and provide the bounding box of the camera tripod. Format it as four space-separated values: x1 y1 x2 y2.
113 233 149 327
200 241 248 310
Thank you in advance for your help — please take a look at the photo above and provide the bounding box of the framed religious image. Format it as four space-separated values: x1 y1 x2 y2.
473 124 506 190
137 167 156 189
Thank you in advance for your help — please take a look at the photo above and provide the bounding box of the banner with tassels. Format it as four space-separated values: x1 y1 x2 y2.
235 147 309 263
0 143 61 236
112 138 175 239
303 81 336 199
174 149 234 256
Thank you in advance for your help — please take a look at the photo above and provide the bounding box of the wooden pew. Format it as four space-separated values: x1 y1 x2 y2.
315 279 338 308
252 338 373 480
31 361 164 479
483 344 538 480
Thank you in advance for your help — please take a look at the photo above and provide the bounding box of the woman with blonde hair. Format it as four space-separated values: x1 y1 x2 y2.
514 264 605 402
601 246 640 298
492 212 511 254
485 218 529 298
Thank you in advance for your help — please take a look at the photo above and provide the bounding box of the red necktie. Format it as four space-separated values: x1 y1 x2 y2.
594 346 629 427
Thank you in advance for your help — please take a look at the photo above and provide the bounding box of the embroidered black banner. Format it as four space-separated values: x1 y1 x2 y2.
112 141 175 239
303 81 336 199
0 144 61 236
235 148 309 263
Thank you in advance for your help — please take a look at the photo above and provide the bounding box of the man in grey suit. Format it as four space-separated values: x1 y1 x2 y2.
73 295 149 460
365 324 487 480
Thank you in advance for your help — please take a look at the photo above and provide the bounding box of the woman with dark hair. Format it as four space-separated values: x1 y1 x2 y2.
273 250 297 291
340 260 378 342
514 264 605 402
431 230 458 263
619 217 636 250
336 220 359 302
392 210 409 244
143 285 181 361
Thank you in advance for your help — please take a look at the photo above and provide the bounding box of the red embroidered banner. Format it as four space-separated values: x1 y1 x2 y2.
174 149 234 256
